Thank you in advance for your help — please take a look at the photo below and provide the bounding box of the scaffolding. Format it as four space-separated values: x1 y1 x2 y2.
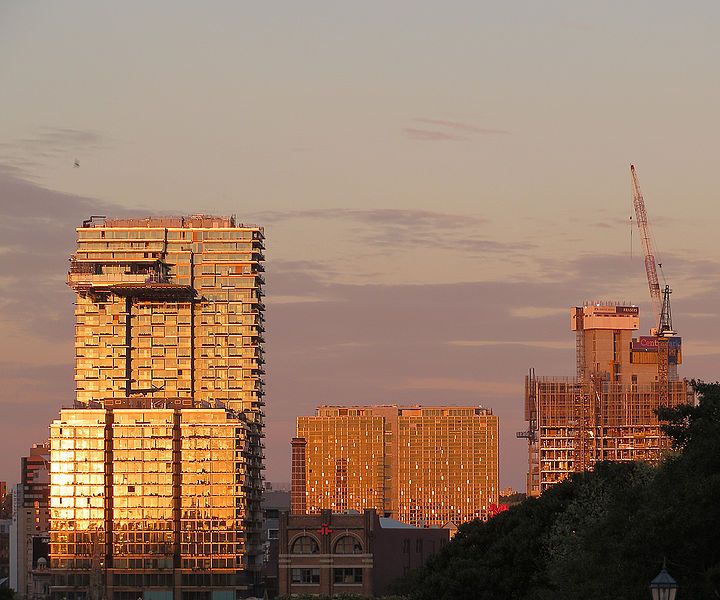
525 375 692 495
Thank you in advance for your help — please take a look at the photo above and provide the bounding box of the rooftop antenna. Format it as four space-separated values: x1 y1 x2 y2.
82 215 106 228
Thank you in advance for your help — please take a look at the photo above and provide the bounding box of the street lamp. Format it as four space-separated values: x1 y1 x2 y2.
649 562 678 600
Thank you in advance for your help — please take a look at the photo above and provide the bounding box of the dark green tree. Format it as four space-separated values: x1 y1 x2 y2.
395 382 720 600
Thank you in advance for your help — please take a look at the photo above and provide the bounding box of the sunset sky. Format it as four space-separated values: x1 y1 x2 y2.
1 1 719 490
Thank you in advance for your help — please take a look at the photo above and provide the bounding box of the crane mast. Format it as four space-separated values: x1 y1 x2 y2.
630 165 663 325
630 165 676 407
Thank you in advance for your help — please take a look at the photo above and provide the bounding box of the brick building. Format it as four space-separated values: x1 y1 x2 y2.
278 509 448 597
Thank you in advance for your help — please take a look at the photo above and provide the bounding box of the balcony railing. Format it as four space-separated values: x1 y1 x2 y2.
68 273 150 286
67 272 173 288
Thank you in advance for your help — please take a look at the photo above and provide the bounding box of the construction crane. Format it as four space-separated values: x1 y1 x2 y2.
630 165 675 405
630 165 663 326
656 284 676 406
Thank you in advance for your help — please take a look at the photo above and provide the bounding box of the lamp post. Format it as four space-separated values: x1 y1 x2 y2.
649 562 679 600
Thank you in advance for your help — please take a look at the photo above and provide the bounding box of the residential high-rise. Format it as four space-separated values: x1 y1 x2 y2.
67 215 265 412
50 406 255 599
294 406 499 527
10 442 50 600
522 303 692 496
50 216 265 600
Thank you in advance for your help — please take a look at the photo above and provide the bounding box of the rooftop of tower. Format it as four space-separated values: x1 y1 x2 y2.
80 215 262 230
311 405 494 417
579 300 637 308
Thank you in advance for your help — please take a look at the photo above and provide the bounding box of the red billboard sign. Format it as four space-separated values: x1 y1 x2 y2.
632 336 682 351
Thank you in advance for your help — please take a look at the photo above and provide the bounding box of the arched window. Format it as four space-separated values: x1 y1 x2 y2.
291 536 319 554
334 535 363 554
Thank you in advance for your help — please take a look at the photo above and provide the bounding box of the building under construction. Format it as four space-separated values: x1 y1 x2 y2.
522 302 692 496
521 165 695 496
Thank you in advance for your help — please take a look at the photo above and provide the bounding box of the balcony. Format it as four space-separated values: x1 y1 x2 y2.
67 272 150 289
68 266 196 301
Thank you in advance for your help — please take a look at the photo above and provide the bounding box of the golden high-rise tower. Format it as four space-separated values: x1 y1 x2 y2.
50 216 265 599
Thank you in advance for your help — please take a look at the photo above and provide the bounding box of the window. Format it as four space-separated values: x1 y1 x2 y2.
291 535 319 554
334 536 363 554
333 568 363 584
291 568 320 584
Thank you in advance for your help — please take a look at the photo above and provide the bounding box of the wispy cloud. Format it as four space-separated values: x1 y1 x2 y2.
0 167 138 341
254 207 483 227
404 128 468 141
253 207 532 257
447 339 574 350
404 118 508 142
680 341 720 357
13 127 104 150
510 306 569 319
0 127 107 174
389 377 521 396
265 294 335 305
414 118 509 135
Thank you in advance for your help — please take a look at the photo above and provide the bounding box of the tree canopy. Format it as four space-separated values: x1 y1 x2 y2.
395 381 720 600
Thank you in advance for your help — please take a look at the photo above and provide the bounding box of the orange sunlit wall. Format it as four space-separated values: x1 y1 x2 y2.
295 406 498 527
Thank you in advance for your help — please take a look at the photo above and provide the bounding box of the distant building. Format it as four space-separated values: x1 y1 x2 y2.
499 488 526 508
294 405 499 527
28 559 51 600
262 486 290 598
49 216 267 599
10 442 50 600
278 508 448 597
0 481 10 523
0 480 8 585
0 518 10 585
523 304 693 496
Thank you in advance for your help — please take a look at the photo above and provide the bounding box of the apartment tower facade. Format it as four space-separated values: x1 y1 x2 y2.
293 406 499 527
9 442 50 600
50 216 265 600
523 303 692 496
